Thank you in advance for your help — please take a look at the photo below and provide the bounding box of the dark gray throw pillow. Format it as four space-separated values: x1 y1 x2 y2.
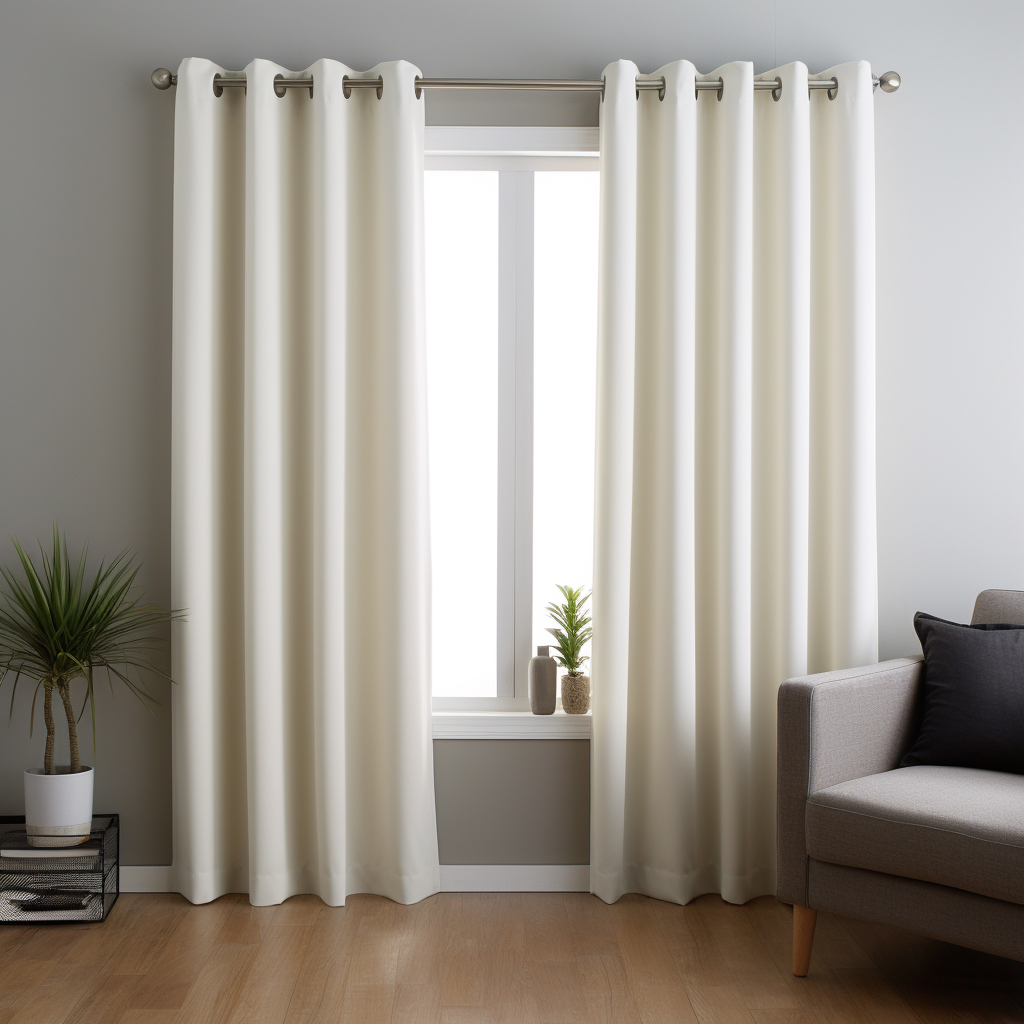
900 612 1024 775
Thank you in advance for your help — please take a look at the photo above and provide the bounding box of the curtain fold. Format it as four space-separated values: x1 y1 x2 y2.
592 59 877 906
171 56 440 907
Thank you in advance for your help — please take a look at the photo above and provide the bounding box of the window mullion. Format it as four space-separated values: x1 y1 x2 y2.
513 171 535 702
496 171 518 699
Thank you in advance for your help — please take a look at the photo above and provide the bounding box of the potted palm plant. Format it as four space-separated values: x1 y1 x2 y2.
0 529 175 847
545 585 592 714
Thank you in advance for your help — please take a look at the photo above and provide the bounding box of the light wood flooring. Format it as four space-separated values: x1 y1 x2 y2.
1 891 1023 1023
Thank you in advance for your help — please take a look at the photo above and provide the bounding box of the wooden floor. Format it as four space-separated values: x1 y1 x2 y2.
1 892 1023 1023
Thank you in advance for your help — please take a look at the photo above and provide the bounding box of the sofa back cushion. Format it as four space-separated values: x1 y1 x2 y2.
972 589 1024 627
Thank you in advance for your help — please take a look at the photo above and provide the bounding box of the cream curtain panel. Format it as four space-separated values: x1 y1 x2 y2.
170 57 440 906
591 59 878 906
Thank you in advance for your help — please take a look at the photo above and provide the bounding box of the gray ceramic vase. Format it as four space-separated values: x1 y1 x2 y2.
529 646 557 715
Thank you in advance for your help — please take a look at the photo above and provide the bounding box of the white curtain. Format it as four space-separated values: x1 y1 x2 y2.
170 57 440 907
591 60 877 906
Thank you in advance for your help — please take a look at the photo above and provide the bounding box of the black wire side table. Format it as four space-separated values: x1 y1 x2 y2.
0 814 119 923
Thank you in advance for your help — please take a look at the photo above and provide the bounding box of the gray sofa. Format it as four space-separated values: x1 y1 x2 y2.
777 589 1024 975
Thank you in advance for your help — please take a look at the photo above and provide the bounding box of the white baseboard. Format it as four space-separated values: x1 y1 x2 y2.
121 865 174 892
438 864 590 892
120 864 591 894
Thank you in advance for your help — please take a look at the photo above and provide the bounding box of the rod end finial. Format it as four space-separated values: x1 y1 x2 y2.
879 71 900 93
152 68 175 90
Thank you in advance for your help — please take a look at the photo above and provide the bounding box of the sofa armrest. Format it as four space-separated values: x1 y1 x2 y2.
776 657 923 907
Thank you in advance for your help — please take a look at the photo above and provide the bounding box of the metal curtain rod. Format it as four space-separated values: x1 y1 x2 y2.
151 68 902 98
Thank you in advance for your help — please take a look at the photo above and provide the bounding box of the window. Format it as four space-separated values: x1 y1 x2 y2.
425 129 599 711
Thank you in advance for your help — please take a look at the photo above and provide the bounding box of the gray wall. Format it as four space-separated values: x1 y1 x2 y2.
434 741 590 864
1 0 1021 865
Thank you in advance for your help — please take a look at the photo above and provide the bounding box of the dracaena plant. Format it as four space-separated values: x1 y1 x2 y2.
0 528 177 775
545 584 593 677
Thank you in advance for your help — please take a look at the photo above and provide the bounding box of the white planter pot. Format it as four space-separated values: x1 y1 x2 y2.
23 766 95 848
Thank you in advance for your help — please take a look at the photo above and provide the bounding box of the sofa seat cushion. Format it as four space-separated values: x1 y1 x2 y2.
806 765 1024 905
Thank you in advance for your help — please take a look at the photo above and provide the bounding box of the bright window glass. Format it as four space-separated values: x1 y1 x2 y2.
532 171 600 656
425 171 499 698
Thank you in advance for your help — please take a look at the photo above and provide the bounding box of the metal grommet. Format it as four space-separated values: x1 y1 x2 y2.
308 75 314 100
375 76 383 100
827 77 838 101
772 76 782 102
415 77 422 100
274 74 286 98
717 77 723 101
658 76 666 102
213 76 223 98
342 74 352 99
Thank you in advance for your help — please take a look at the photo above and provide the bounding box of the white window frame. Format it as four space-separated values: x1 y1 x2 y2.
426 127 598 723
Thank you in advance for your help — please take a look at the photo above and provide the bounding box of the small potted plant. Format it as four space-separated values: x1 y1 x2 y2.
546 585 592 714
0 529 176 847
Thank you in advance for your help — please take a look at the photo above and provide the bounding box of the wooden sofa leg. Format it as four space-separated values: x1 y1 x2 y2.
792 905 817 977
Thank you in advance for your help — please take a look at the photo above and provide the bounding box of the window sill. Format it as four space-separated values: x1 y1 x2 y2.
432 710 592 740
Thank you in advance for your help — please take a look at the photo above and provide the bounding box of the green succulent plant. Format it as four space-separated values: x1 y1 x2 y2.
545 584 592 677
0 528 179 775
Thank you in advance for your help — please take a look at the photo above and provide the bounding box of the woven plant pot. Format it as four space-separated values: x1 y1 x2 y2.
561 674 590 715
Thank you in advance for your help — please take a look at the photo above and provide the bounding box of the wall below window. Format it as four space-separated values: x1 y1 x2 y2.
434 740 590 865
1 0 1022 867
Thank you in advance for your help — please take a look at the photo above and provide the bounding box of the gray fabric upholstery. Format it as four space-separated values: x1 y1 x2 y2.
807 766 1024 905
972 588 1024 626
776 658 922 906
777 591 1024 964
808 860 1024 963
